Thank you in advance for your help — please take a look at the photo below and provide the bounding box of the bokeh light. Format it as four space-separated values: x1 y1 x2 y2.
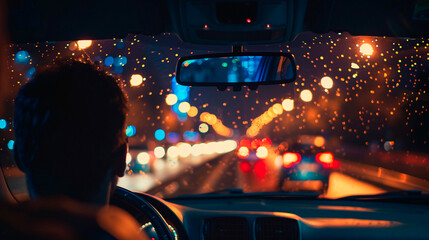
7 140 14 150
0 119 6 129
282 99 294 111
167 146 179 158
300 89 313 102
104 56 114 66
15 50 30 64
187 106 198 117
165 94 178 105
77 40 92 49
130 74 143 86
256 146 268 159
359 43 373 56
154 129 166 141
237 146 250 159
137 152 150 165
314 136 326 147
272 103 283 115
178 102 191 113
125 125 136 137
199 123 209 133
320 76 333 89
154 146 166 158
178 143 192 158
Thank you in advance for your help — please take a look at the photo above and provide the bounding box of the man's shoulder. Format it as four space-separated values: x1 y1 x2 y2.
0 197 148 240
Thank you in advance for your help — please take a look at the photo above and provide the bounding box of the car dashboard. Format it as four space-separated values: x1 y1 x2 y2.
134 192 429 240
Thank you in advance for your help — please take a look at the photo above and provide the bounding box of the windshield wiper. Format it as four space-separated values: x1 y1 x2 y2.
168 188 320 200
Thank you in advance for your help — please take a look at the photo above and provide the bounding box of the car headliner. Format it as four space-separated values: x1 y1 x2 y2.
6 0 429 44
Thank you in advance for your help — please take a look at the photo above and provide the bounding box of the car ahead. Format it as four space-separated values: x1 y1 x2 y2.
279 145 339 193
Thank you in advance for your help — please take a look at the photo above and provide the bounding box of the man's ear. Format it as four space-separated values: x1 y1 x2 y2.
112 143 127 178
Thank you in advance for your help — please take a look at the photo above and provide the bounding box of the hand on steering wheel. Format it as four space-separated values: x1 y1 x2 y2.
111 187 175 240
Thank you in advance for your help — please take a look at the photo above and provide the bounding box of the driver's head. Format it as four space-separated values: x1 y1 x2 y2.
13 60 128 204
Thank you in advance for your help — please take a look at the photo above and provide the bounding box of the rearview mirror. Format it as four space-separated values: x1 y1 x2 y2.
176 52 297 87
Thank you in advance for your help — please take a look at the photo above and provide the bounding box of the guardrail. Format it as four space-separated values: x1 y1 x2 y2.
338 158 429 192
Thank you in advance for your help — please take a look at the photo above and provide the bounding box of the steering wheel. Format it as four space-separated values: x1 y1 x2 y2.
111 187 175 240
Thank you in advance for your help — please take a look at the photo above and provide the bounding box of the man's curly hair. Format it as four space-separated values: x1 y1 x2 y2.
14 60 127 201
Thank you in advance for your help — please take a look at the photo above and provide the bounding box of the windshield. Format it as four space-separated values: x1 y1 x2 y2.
1 32 428 200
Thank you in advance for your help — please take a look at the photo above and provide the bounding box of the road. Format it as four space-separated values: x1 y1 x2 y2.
118 151 387 199
1 149 393 200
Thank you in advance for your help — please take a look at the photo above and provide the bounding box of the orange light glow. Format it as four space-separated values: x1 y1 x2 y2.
359 43 374 56
304 218 402 228
237 146 250 159
316 152 334 164
283 152 301 167
77 40 92 49
256 146 268 159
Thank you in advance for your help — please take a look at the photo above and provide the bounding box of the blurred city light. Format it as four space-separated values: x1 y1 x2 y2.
137 152 150 165
183 131 199 142
178 143 192 158
187 106 198 117
154 146 166 158
253 160 267 178
237 146 250 159
300 89 313 102
199 123 209 133
178 102 191 113
125 125 136 137
351 62 360 69
283 152 301 167
314 136 326 147
104 56 114 66
165 94 178 105
7 140 14 150
167 146 179 158
320 76 333 89
272 103 283 115
26 67 36 79
282 99 294 111
153 159 166 171
15 50 30 64
154 129 166 141
359 43 374 56
130 74 143 86
256 146 268 159
166 132 180 144
316 152 334 164
239 161 251 173
384 141 395 151
0 119 6 129
77 40 92 49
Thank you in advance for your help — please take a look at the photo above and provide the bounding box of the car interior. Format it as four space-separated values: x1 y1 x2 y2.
1 0 429 239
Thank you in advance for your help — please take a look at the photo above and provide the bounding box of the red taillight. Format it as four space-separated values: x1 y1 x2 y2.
282 152 301 168
316 152 339 168
237 146 250 159
254 160 267 178
261 137 272 146
240 139 251 148
251 139 261 150
239 161 251 173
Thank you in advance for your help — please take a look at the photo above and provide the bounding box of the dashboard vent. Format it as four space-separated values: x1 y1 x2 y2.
203 217 248 240
255 217 299 240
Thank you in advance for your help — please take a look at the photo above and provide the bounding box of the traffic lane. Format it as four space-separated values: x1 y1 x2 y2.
122 152 388 199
